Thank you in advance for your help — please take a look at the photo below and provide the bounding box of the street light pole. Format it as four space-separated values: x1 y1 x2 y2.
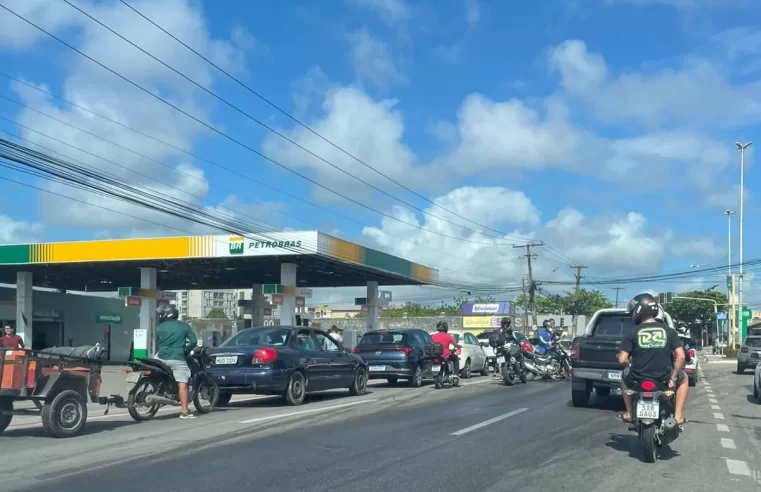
735 142 752 347
725 209 734 345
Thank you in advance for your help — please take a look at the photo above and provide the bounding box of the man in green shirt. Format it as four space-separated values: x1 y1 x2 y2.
155 304 198 419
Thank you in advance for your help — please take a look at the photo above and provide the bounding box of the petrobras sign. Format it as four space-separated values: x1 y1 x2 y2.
462 302 510 315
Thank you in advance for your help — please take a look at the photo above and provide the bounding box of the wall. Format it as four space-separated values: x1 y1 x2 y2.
0 288 139 361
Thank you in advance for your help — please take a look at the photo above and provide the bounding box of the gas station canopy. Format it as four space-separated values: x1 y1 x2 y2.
0 231 439 291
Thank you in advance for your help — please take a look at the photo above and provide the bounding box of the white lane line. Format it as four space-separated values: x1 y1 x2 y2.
451 408 528 436
725 459 752 476
461 378 495 386
709 398 718 404
714 412 725 420
239 399 377 424
721 438 737 449
717 424 730 432
711 404 721 410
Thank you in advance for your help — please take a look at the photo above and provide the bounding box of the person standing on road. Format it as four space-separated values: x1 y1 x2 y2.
155 304 198 420
0 325 24 348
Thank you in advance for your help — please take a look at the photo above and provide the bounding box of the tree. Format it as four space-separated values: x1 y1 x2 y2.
514 294 565 314
514 289 612 317
355 295 497 318
206 308 228 319
664 288 728 326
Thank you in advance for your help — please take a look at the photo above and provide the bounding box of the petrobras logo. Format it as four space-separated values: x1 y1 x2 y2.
229 237 244 255
471 303 502 314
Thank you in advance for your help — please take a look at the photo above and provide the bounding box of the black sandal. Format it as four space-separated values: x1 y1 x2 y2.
618 413 634 423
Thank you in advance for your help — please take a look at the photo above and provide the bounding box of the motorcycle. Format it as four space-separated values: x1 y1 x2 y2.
625 378 682 463
522 342 570 380
497 340 527 386
431 344 460 389
125 346 220 421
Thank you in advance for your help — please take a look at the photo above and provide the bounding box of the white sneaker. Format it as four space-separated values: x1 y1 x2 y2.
180 412 197 420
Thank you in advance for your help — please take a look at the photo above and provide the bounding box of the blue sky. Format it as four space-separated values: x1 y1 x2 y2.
0 0 760 307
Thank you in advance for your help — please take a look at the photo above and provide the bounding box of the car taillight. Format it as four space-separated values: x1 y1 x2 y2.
570 342 580 360
640 380 656 391
741 347 749 353
433 358 441 364
395 347 412 356
351 347 358 354
252 348 277 364
26 360 36 388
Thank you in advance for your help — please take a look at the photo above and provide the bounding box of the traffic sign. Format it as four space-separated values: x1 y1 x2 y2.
716 311 727 320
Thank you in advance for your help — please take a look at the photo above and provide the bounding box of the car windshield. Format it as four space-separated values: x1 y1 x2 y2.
358 331 409 346
745 337 761 348
593 314 634 337
220 327 290 347
476 331 495 339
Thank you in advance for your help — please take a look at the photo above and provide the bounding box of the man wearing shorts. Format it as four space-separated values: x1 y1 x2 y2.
155 304 198 419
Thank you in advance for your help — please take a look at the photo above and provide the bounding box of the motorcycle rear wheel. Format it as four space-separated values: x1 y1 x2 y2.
434 374 443 389
641 424 658 463
127 378 161 422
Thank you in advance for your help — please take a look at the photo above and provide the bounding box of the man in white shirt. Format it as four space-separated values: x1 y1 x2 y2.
324 325 344 351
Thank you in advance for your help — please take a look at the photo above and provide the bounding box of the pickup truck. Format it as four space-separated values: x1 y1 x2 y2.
569 308 676 407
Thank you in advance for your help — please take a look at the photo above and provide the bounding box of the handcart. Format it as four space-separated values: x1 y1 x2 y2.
0 345 127 438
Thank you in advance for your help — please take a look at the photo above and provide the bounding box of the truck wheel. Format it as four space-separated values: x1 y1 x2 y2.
571 389 591 407
596 387 611 397
41 390 88 438
0 398 13 434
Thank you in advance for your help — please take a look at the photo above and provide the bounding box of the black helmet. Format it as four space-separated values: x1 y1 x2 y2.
626 293 660 325
157 303 179 323
542 319 552 329
500 317 511 329
436 320 449 333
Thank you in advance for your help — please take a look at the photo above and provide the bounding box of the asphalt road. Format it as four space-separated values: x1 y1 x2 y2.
6 362 761 492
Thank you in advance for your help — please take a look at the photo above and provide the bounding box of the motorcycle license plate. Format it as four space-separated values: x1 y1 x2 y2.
125 372 142 383
608 371 622 380
636 401 659 419
431 365 441 373
496 356 505 364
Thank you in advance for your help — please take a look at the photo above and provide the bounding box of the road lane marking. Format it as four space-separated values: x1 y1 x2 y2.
721 438 736 449
725 459 751 476
717 424 730 432
709 398 718 404
239 399 378 424
450 408 528 436
461 379 495 386
714 412 725 420
711 404 721 410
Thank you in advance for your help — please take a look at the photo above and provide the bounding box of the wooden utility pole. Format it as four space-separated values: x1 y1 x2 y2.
570 265 588 332
521 277 529 328
613 287 624 308
514 242 544 329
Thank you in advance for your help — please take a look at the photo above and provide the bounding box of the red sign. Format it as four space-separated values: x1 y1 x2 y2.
295 296 305 307
125 296 142 308
271 294 283 305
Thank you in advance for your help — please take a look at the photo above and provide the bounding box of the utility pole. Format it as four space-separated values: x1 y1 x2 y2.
570 265 588 333
514 242 543 329
521 277 529 328
613 287 623 308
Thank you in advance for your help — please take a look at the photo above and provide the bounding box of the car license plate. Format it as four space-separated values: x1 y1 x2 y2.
608 371 622 380
215 356 238 365
368 365 385 372
431 365 441 373
636 400 659 419
496 356 505 364
125 372 141 383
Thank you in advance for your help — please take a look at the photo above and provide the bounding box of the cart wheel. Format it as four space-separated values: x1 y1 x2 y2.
127 378 161 422
41 390 88 438
0 398 13 434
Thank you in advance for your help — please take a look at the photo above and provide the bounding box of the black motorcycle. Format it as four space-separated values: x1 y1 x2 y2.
496 340 527 386
426 342 460 389
126 346 220 421
625 378 682 463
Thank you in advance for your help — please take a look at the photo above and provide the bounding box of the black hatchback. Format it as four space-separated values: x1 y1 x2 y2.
352 328 434 387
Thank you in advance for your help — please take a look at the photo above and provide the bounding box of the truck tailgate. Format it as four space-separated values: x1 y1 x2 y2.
577 338 621 369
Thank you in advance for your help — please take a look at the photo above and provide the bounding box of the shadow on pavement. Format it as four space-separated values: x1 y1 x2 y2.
0 411 183 438
565 394 626 413
605 433 680 462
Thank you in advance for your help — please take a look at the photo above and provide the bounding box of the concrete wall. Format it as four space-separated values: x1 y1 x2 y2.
0 288 138 361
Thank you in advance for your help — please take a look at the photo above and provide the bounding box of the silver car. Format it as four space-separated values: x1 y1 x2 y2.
737 336 761 374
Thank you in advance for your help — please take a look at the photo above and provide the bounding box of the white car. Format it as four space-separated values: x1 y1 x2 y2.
446 330 489 378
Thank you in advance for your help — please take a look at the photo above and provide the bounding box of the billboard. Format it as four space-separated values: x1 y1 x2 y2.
462 302 510 315
463 316 505 329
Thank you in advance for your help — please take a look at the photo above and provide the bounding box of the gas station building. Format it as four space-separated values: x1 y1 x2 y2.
0 231 438 359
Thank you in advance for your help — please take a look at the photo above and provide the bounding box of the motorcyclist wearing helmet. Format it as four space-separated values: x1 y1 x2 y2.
155 303 198 420
431 320 462 378
618 293 687 425
536 320 554 355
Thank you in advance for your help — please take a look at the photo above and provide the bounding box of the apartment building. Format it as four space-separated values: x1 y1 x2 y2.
173 289 239 319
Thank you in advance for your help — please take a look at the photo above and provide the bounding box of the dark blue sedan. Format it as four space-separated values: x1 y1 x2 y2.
205 326 368 406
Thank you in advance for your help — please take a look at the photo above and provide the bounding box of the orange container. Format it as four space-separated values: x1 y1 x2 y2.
1 350 29 390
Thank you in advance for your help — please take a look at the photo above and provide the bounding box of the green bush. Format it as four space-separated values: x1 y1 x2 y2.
723 347 738 359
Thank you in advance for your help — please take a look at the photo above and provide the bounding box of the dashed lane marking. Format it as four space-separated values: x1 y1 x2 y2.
725 459 752 477
714 412 725 420
717 424 730 432
709 398 718 404
721 438 737 449
711 404 721 410
451 408 528 436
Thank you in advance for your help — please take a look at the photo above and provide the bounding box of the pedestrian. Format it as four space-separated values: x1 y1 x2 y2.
329 325 344 344
0 325 24 349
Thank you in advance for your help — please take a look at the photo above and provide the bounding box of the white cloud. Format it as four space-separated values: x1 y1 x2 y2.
465 0 480 27
0 0 273 238
346 28 406 88
0 215 45 244
345 0 410 25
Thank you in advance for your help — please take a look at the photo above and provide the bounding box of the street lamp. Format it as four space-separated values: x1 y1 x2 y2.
725 210 735 345
735 142 752 347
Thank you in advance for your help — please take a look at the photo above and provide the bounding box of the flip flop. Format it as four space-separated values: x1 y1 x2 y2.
618 413 634 423
675 417 688 425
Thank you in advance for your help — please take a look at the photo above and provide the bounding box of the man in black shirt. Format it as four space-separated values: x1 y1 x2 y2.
618 293 687 424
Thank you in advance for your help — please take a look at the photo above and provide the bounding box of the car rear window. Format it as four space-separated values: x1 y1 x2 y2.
745 337 761 348
358 331 409 346
220 328 290 347
593 314 634 337
476 331 495 339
